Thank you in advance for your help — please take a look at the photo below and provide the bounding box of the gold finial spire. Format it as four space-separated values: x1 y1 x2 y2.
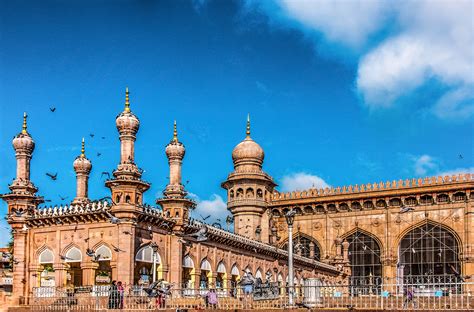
124 87 130 112
173 120 178 142
80 138 85 158
246 113 250 138
22 112 28 134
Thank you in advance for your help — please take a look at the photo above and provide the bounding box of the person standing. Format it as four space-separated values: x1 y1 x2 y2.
117 281 124 309
206 288 218 309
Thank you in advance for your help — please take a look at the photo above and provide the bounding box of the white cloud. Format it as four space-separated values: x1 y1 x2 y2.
278 0 390 48
280 172 330 192
191 194 228 222
247 0 474 120
413 155 438 176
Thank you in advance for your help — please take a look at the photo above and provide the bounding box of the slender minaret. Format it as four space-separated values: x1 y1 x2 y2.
1 113 43 305
222 115 276 242
72 138 92 205
157 121 195 227
105 87 150 206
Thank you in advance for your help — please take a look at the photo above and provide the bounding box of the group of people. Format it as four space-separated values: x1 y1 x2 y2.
107 281 125 309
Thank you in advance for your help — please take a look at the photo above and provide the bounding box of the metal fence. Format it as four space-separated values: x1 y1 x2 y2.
29 278 474 311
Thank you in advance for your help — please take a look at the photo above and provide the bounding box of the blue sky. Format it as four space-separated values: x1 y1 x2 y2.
0 0 472 246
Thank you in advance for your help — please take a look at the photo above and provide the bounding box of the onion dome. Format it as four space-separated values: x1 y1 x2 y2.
165 121 185 159
73 138 92 173
116 87 140 135
231 115 264 168
12 112 35 153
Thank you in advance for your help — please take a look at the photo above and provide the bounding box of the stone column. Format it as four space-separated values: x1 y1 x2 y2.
168 235 183 285
11 230 27 304
53 263 68 288
115 222 136 287
309 242 315 259
110 261 118 282
81 262 99 286
192 269 202 289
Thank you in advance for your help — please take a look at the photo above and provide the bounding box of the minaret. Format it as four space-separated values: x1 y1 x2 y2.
1 113 43 305
105 87 150 208
221 115 276 242
156 121 195 229
72 138 92 205
104 87 150 287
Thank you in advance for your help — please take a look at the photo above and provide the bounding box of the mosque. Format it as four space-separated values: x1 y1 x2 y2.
1 89 473 306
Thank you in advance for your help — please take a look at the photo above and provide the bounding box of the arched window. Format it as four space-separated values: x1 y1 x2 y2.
376 199 386 208
65 247 82 262
255 269 262 279
135 245 161 264
420 195 433 205
303 206 313 214
256 189 263 198
315 205 325 214
282 236 321 261
246 188 254 198
345 231 382 289
230 190 234 199
95 245 112 261
351 202 362 210
272 209 281 217
327 204 337 212
338 203 349 211
236 188 244 198
405 197 417 206
183 255 194 269
437 194 449 203
39 249 54 264
217 261 226 274
363 201 374 209
125 195 131 203
231 264 239 276
389 198 401 206
453 192 466 202
399 222 460 283
200 258 211 271
293 207 302 215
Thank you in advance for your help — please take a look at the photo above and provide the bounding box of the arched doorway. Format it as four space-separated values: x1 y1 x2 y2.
94 245 112 286
38 249 55 287
281 235 321 261
216 261 226 290
200 258 212 289
65 247 82 287
135 245 161 286
230 264 240 296
399 222 461 284
182 255 195 290
345 231 382 293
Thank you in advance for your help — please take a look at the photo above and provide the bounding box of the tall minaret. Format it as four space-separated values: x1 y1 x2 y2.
105 87 150 207
1 113 43 305
222 115 276 242
157 121 195 228
72 138 92 205
105 88 150 287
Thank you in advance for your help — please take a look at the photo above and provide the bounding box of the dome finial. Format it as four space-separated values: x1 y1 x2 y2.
173 120 178 142
124 87 130 112
81 137 85 157
22 112 28 134
246 113 251 138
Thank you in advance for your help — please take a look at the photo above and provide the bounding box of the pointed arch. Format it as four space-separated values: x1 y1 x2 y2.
95 245 112 261
255 268 262 279
135 245 161 264
341 227 384 251
217 261 226 274
38 248 54 264
231 263 240 276
279 232 322 261
200 258 212 271
65 246 82 262
183 254 195 269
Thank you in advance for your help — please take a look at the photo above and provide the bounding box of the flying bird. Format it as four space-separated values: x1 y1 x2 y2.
101 172 111 179
49 107 56 112
101 136 105 139
58 195 68 201
178 238 193 248
199 214 210 221
46 172 58 180
212 222 222 229
105 211 121 224
97 153 102 157
59 254 73 261
86 248 95 257
399 206 415 214
459 154 463 159
186 225 208 242
111 244 124 253
90 133 95 138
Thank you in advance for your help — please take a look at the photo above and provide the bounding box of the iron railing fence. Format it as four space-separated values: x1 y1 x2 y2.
29 278 474 311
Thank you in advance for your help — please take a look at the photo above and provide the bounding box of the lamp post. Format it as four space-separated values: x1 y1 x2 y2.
151 243 159 283
285 210 296 306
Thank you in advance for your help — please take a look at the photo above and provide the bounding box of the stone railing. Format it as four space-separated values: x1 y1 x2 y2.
272 173 474 201
33 201 110 218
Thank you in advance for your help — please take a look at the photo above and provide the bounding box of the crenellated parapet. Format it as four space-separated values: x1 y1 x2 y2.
272 173 474 202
